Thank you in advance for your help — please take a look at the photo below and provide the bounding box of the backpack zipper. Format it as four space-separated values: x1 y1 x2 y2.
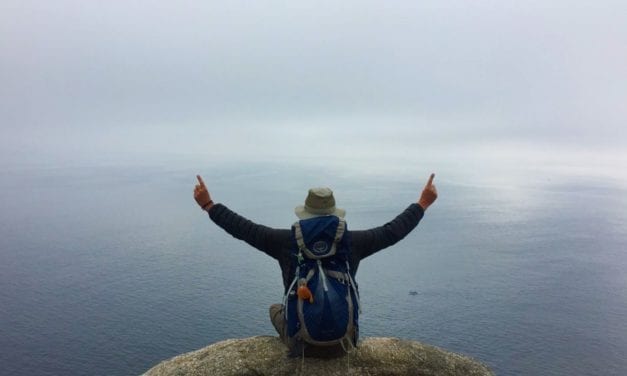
317 260 329 292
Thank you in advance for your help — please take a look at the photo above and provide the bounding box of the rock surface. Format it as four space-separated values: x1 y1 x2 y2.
142 336 494 376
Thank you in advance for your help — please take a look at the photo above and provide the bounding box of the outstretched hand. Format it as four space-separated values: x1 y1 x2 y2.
194 175 214 211
418 173 438 211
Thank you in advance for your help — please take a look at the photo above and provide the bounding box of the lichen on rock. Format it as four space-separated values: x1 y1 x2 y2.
142 336 494 376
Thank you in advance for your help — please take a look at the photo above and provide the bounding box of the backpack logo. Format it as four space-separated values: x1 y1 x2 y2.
312 240 329 255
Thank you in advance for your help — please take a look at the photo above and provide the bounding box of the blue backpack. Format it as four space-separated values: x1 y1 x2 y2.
283 215 361 354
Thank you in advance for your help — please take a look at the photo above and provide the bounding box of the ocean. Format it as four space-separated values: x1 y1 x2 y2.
1 158 626 375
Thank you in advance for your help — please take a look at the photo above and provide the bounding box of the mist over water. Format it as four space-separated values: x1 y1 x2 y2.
1 151 626 376
1 2 626 374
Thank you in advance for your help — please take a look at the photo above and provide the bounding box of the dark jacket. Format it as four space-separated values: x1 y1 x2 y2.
208 203 425 293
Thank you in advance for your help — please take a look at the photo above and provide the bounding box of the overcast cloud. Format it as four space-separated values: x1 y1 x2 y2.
1 1 626 173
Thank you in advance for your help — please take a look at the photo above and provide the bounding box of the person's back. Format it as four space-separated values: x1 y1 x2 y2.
193 174 438 357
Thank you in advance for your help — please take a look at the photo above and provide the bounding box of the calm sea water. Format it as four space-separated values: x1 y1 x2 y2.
1 161 626 375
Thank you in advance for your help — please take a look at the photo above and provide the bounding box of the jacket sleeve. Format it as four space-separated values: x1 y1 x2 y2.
207 203 291 260
351 203 425 261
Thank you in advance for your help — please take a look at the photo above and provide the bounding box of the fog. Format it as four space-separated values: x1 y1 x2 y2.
1 1 626 182
2 5 627 374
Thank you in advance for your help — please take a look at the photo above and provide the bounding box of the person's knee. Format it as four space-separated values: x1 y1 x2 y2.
269 304 283 320
269 304 288 343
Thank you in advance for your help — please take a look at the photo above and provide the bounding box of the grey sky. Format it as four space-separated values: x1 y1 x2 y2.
1 1 626 170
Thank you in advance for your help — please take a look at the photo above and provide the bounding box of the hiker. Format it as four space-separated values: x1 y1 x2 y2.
193 173 438 357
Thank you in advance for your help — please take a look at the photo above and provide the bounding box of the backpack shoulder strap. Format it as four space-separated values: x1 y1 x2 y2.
293 221 306 253
335 218 346 242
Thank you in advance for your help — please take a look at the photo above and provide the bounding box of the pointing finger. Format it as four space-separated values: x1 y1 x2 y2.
196 175 206 187
426 173 435 187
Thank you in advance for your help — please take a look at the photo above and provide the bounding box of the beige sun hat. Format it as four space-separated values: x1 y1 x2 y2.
294 187 346 220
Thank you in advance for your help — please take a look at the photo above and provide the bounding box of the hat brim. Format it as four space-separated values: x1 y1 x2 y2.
294 205 346 220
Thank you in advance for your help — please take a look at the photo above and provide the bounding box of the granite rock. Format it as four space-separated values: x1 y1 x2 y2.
142 336 494 376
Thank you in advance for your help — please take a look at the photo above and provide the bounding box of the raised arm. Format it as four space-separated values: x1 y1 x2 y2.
351 174 438 260
193 175 290 260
